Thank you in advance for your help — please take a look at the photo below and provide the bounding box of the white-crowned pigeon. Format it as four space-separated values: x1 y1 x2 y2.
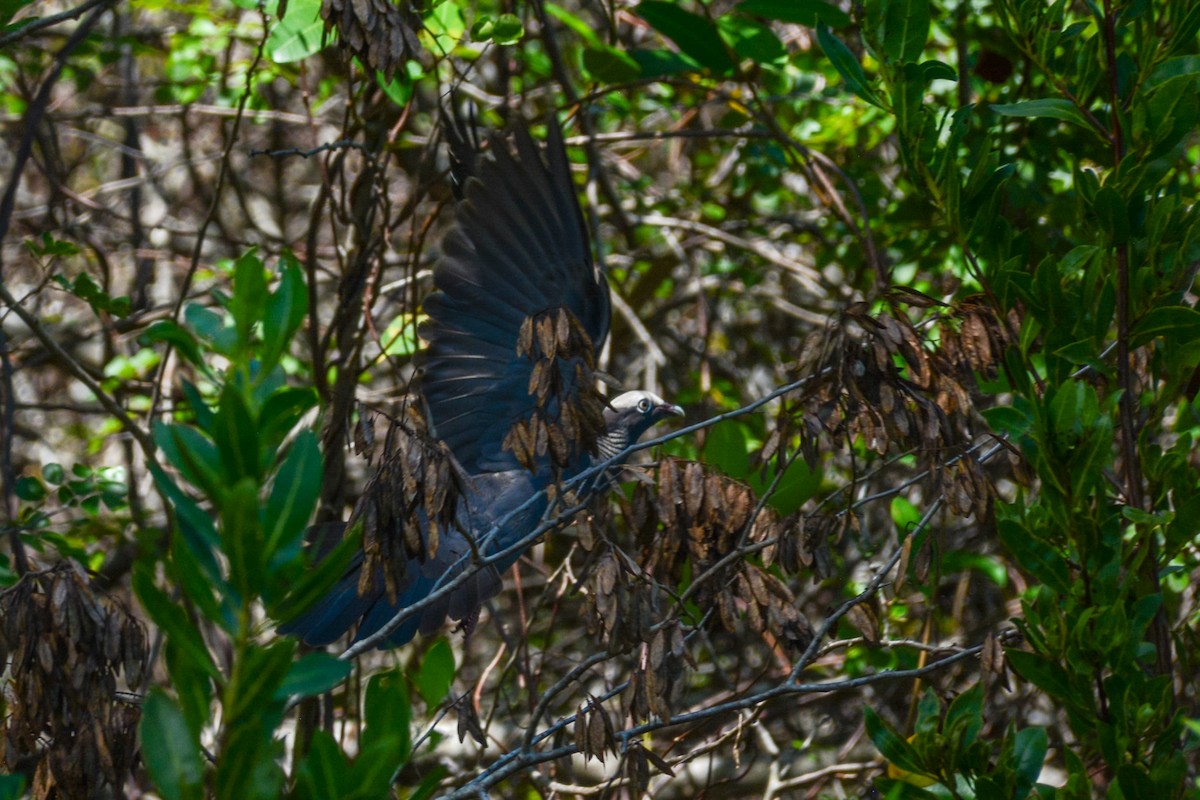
281 115 682 648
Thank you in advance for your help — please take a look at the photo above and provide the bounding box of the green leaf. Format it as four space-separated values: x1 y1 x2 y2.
1093 186 1129 245
271 521 361 620
181 380 216 434
0 774 25 800
1006 649 1075 702
263 431 322 570
913 689 941 734
361 669 412 767
582 45 642 83
148 460 223 582
292 731 350 800
631 48 701 77
704 421 751 478
864 706 924 772
276 651 352 699
991 99 1092 131
1167 4 1200 54
882 0 930 64
14 475 45 501
997 520 1070 593
185 303 236 355
1145 55 1200 91
221 477 264 601
920 59 956 83
943 683 984 746
134 566 221 682
42 463 64 484
140 690 205 800
258 386 319 449
156 423 223 500
1012 727 1047 799
416 638 456 707
1131 305 1200 347
817 23 885 108
231 249 268 352
1116 764 1156 799
717 16 786 65
736 0 849 28
143 320 207 370
213 383 259 482
267 0 325 63
214 642 293 800
543 2 602 47
638 1 736 75
261 255 308 374
490 12 524 44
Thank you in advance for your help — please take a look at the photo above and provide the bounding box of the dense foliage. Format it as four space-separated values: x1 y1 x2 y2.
1 0 1198 797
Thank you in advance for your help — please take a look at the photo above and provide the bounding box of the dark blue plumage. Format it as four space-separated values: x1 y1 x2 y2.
280 115 681 648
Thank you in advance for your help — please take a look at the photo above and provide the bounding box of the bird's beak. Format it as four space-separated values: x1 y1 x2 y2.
659 402 685 419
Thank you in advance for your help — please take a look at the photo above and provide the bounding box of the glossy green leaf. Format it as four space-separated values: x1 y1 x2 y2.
864 706 924 772
134 566 221 681
267 0 325 63
214 642 293 800
231 249 268 351
271 521 361 620
292 731 349 800
140 690 204 800
543 2 602 46
1006 649 1075 702
718 16 786 65
221 477 264 600
362 669 412 768
213 383 259 482
1131 305 1200 347
943 683 983 746
490 12 524 44
143 320 207 370
883 0 930 64
263 431 322 569
155 423 223 500
1011 727 1047 798
276 651 352 699
583 45 642 83
148 460 223 581
14 475 44 501
261 255 308 374
637 1 736 75
736 0 849 28
991 98 1092 131
0 774 25 800
416 638 456 707
817 23 884 108
1093 187 1129 244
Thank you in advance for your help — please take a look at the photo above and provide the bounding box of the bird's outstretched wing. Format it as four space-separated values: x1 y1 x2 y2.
420 120 611 474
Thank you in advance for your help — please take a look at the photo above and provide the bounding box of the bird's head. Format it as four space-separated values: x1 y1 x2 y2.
603 390 684 444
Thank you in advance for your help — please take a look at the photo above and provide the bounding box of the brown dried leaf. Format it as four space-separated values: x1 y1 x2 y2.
845 603 880 644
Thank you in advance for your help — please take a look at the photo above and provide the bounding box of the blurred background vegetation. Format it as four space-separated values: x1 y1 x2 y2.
0 0 1198 796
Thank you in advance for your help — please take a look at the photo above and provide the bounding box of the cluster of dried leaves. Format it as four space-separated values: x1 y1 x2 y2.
637 459 813 653
355 409 461 602
786 296 1016 520
578 457 819 740
319 0 421 81
0 564 146 799
505 307 608 471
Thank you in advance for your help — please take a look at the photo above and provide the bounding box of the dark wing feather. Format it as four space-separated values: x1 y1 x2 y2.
420 121 610 474
279 470 547 647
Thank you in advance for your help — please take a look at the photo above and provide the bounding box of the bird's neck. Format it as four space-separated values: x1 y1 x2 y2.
595 428 630 465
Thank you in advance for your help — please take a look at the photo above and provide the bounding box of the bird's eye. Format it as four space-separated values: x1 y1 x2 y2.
637 398 652 413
